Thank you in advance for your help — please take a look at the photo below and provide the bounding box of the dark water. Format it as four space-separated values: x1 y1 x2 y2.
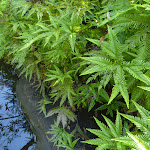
0 61 35 150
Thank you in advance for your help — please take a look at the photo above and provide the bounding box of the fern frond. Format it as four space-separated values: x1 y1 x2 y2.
138 86 150 92
120 113 150 133
83 113 127 149
81 56 112 68
108 85 120 105
102 115 119 137
127 132 149 150
94 117 112 137
115 111 122 136
46 106 76 128
132 101 150 121
124 66 150 85
114 133 150 150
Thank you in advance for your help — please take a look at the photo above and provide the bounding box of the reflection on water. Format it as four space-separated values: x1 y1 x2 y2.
0 61 35 150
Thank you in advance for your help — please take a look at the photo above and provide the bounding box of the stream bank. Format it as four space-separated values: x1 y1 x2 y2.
16 76 98 150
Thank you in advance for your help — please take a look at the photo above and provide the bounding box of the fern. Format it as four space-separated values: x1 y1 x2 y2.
81 26 150 108
74 83 109 112
46 106 76 128
46 122 79 150
84 102 150 150
83 112 128 150
113 102 150 149
45 66 75 106
2 1 150 149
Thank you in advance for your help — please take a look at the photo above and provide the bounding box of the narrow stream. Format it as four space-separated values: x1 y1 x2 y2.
0 60 35 150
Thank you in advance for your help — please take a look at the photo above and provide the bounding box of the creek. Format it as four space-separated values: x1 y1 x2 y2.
0 60 35 150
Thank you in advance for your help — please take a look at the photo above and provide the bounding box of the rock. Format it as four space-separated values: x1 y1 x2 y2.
16 77 59 150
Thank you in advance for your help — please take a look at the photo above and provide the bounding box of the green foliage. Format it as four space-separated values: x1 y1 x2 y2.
47 122 79 150
114 101 150 150
45 66 75 106
0 0 102 108
0 0 10 15
96 100 126 117
74 83 109 112
2 0 150 149
83 112 128 150
85 102 150 150
81 26 150 108
46 106 76 128
38 98 52 116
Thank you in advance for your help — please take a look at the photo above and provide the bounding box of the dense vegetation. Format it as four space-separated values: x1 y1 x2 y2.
1 0 150 149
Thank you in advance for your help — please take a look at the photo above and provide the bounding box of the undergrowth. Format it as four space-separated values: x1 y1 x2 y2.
1 0 150 149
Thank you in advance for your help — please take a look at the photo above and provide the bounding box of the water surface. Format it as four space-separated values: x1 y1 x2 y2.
0 61 35 150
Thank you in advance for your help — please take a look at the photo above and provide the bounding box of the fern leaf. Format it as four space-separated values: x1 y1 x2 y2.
132 101 150 120
46 106 60 118
108 85 120 105
120 113 149 133
94 117 112 137
99 88 110 101
107 26 121 58
127 132 148 150
83 138 110 146
138 86 150 92
113 136 138 148
68 32 76 52
86 38 101 47
102 115 119 137
124 66 150 85
80 65 107 76
115 111 122 136
81 56 112 67
119 83 129 108
19 32 53 51
86 129 109 139
131 87 144 102
101 42 116 58
114 66 129 108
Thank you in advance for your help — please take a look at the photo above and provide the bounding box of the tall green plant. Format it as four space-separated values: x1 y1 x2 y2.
47 122 79 150
83 112 128 150
114 101 150 150
81 26 150 108
84 102 150 150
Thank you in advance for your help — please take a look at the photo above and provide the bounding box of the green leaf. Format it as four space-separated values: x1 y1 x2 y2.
102 115 118 137
132 101 150 120
124 66 150 85
88 100 95 112
138 86 150 91
94 117 111 137
81 65 108 76
19 32 53 51
107 26 118 57
72 138 80 148
81 57 112 66
87 129 108 139
83 138 108 146
68 33 76 52
86 38 101 47
120 113 149 133
99 88 110 101
115 66 129 108
115 111 122 135
108 85 120 104
127 132 148 150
